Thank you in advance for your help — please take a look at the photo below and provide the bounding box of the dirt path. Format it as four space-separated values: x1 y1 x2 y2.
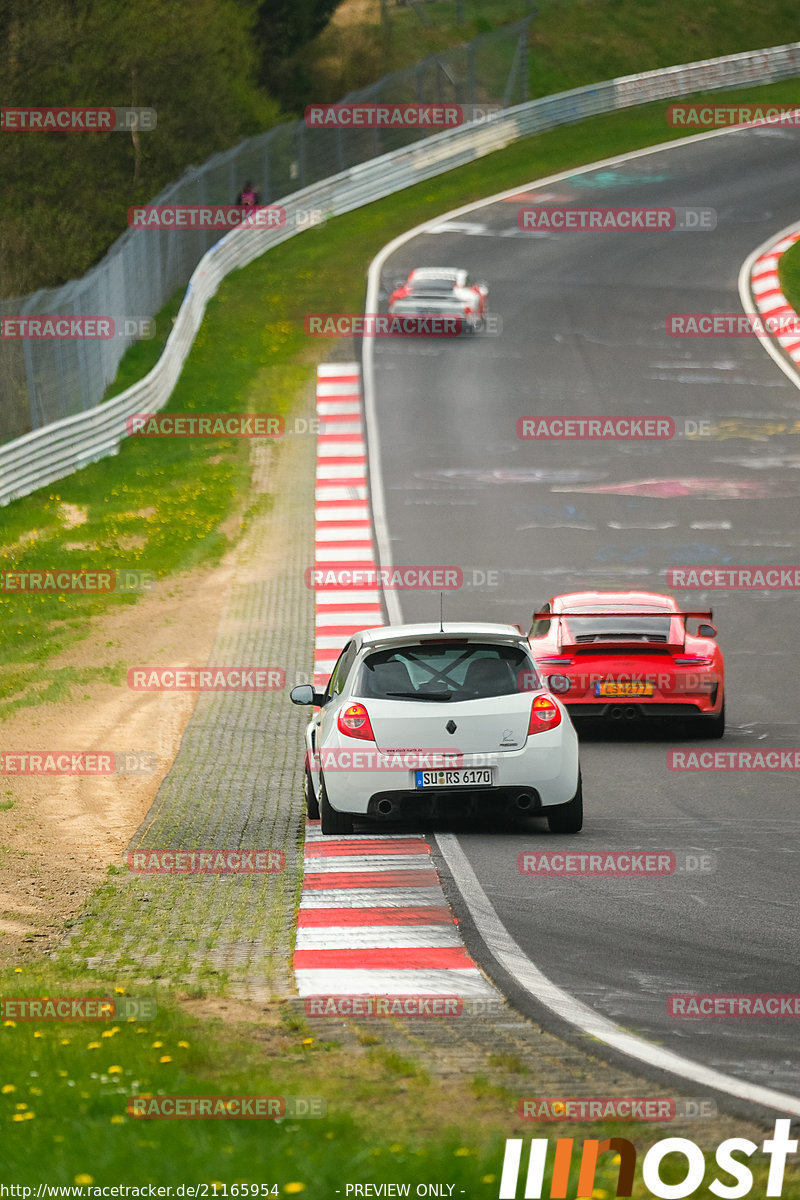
0 420 314 971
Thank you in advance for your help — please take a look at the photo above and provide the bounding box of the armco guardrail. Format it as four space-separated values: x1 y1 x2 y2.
1 40 799 507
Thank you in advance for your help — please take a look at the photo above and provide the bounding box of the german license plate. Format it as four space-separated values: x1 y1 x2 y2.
594 681 655 698
414 768 493 789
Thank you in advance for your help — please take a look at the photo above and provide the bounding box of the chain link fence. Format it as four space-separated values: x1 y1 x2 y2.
0 17 533 444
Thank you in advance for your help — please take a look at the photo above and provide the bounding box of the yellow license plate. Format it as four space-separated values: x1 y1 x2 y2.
594 681 655 698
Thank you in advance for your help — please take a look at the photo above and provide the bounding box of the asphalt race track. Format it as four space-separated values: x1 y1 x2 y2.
364 125 800 1100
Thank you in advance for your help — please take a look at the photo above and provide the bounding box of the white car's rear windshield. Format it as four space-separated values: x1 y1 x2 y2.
357 642 540 701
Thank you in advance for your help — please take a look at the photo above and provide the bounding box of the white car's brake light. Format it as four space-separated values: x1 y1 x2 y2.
337 703 375 741
528 695 562 734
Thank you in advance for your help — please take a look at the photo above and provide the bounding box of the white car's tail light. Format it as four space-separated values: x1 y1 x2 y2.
337 703 375 741
528 695 562 734
536 655 574 666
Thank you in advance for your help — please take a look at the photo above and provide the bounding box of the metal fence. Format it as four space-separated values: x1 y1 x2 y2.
0 17 533 445
1 40 799 505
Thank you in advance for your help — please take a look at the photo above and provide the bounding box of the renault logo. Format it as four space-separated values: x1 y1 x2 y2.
446 720 457 735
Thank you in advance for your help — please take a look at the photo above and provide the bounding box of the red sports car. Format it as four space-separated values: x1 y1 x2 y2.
528 590 725 736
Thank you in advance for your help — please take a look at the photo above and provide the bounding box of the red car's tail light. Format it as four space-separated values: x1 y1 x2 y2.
337 703 375 741
673 655 714 666
528 695 562 735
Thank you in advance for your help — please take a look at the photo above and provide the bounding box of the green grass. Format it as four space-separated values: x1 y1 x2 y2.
1 968 799 1192
4 76 799 721
778 234 800 316
305 0 800 102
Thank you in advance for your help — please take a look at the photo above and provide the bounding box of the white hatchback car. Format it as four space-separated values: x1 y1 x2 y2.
290 623 582 835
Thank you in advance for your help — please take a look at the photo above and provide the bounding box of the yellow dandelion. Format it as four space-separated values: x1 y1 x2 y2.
11 1114 26 1122
151 1041 163 1048
1 1085 15 1094
159 1056 172 1064
481 1178 496 1185
87 1042 101 1050
114 988 125 995
75 1176 94 1186
60 1039 71 1046
454 1148 472 1157
101 1030 115 1038
3 1022 15 1028
33 1032 43 1039
13 968 22 974
136 1027 146 1034
57 1070 68 1077
14 1103 27 1111
284 1186 305 1195
30 1088 42 1096
177 1041 190 1049
301 1038 313 1046
110 1115 125 1124
108 1066 123 1075
592 1192 608 1199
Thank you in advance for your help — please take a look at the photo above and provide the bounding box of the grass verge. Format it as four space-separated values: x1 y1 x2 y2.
1 967 799 1191
778 234 800 316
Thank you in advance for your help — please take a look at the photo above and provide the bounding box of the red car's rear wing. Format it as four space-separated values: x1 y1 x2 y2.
531 611 713 621
530 610 714 654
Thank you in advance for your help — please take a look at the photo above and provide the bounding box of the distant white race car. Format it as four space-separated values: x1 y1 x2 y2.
388 267 488 332
290 622 582 835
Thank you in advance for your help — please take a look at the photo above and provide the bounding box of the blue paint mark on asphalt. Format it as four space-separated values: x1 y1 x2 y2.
567 170 671 189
